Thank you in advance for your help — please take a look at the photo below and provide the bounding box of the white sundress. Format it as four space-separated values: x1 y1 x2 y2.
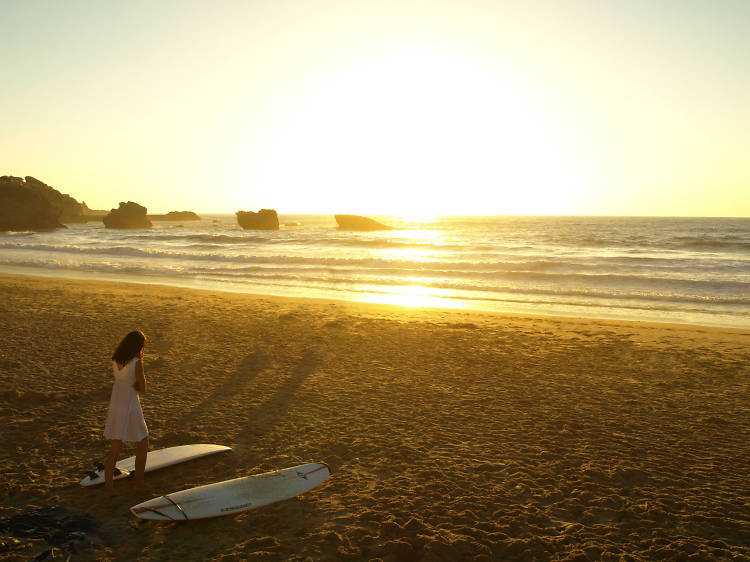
103 357 148 442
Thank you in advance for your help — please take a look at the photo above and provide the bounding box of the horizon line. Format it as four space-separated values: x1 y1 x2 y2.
146 211 750 219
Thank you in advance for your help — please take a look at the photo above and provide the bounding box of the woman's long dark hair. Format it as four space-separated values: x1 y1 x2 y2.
112 330 147 365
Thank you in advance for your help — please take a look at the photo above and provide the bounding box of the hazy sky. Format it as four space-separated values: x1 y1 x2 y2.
1 0 748 215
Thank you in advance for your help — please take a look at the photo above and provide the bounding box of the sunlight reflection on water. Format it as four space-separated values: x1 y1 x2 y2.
354 284 465 309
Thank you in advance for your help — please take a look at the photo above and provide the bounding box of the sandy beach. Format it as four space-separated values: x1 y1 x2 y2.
0 273 748 560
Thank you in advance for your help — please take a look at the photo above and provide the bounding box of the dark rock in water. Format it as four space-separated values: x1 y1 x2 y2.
23 176 87 223
0 178 66 231
0 175 88 224
334 214 393 231
1 175 24 186
103 201 152 229
80 201 108 219
149 211 201 221
236 209 279 230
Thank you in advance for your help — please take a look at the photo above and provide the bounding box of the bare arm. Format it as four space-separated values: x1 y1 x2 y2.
134 356 147 394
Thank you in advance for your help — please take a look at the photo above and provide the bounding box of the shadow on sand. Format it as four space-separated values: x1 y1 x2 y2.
186 350 272 421
246 349 320 437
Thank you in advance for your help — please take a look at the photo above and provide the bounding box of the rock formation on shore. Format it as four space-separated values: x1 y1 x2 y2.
103 201 153 229
23 176 87 223
334 214 393 231
0 177 66 231
1 175 87 225
149 211 202 221
80 202 108 217
236 209 279 230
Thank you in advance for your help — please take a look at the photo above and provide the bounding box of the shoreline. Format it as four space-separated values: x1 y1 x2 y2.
1 272 748 559
2 265 748 332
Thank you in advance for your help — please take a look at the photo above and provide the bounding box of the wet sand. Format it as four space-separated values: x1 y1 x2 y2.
0 273 748 560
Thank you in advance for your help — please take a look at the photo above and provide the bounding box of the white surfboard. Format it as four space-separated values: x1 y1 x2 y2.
130 462 330 520
80 444 231 487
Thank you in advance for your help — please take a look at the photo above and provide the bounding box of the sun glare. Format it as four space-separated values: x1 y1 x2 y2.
357 284 464 310
250 47 588 215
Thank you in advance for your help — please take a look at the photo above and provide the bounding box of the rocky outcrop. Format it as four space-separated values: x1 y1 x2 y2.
236 209 279 230
0 177 66 231
80 201 108 218
1 175 86 224
103 201 152 229
23 176 86 223
334 214 393 231
149 211 202 221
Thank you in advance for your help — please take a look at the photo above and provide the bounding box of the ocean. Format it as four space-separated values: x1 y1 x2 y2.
1 215 748 328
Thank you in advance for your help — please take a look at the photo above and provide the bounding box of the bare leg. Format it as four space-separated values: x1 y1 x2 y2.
104 439 123 496
133 436 149 490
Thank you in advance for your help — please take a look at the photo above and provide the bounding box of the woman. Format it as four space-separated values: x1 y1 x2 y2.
103 330 149 494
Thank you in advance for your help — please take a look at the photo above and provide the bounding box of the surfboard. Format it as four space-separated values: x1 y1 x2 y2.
130 462 330 520
80 444 231 487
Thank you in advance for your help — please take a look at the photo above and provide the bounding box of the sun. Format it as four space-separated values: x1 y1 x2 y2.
237 45 592 215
